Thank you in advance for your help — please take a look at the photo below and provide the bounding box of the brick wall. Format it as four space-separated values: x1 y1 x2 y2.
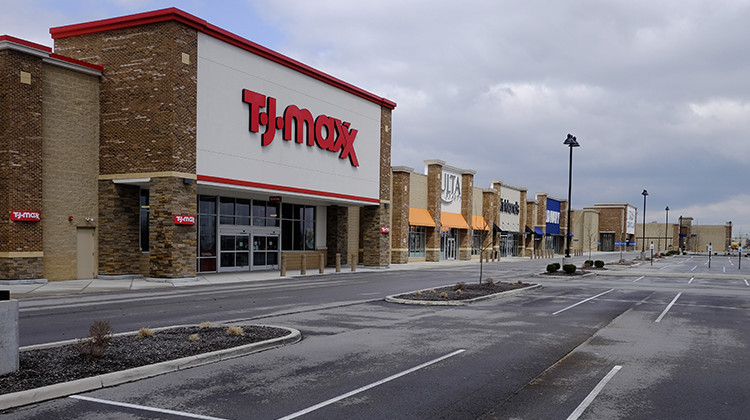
41 64 100 280
426 162 442 262
459 173 474 260
98 181 140 274
0 49 44 279
148 177 196 278
326 205 348 265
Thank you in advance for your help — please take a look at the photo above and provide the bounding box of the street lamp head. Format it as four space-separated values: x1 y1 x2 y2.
642 189 648 197
563 133 580 147
666 206 669 211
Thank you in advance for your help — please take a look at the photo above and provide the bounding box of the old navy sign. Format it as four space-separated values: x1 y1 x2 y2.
242 89 360 166
546 199 561 235
11 211 41 222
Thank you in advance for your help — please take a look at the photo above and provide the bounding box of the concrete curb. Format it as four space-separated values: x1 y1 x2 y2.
0 324 301 411
533 271 597 279
385 283 542 306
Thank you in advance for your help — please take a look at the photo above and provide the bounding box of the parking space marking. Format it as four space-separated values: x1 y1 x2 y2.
745 279 749 287
566 365 623 420
688 277 694 284
276 349 466 420
633 276 645 283
552 289 615 316
655 292 682 323
691 265 698 271
69 395 227 420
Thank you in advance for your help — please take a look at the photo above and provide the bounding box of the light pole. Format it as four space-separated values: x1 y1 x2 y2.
641 189 648 260
564 134 580 260
665 206 669 253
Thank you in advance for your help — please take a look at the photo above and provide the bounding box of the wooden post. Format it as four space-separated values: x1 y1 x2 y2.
351 254 356 272
301 254 306 275
335 253 341 273
319 253 325 274
280 253 286 277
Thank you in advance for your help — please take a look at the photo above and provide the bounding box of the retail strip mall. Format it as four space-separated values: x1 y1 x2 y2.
0 8 732 282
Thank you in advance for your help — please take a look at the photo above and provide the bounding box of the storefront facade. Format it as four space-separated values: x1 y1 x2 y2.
492 181 527 257
585 203 637 252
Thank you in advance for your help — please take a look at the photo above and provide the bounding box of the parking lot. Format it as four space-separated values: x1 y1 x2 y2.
4 255 750 419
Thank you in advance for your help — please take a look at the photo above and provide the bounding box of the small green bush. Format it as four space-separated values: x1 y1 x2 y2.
547 263 559 273
594 260 604 268
562 264 577 274
584 260 594 267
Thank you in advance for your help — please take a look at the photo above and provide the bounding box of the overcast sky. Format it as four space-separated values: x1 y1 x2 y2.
3 0 749 236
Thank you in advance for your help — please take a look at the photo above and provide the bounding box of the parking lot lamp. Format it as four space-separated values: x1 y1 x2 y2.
641 189 648 260
563 134 580 260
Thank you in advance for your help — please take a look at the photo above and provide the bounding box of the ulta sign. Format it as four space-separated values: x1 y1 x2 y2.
242 89 360 166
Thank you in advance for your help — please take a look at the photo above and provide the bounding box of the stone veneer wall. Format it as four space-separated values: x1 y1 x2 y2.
148 177 196 278
483 189 498 256
459 173 474 260
426 162 443 262
326 205 348 265
98 182 141 275
0 49 44 279
42 64 100 281
391 169 411 264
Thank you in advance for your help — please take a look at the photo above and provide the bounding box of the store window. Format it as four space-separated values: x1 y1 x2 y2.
281 203 316 251
471 230 483 255
139 189 149 253
409 226 426 257
198 195 217 272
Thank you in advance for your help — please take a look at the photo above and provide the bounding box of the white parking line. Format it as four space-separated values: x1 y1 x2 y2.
552 289 615 316
688 277 694 284
633 276 645 283
745 279 749 287
69 395 227 420
566 365 623 420
276 349 466 420
691 265 698 271
655 292 682 323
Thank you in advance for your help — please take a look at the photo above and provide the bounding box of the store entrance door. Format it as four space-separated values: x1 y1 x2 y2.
441 229 457 261
219 226 250 272
600 233 615 252
252 234 280 270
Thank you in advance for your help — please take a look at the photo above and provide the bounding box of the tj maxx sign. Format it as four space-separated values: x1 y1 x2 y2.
242 89 360 166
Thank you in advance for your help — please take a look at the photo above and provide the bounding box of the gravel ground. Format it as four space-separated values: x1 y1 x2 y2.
392 281 535 301
0 325 288 395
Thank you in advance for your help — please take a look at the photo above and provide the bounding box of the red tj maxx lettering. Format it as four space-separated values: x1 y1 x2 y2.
242 89 359 167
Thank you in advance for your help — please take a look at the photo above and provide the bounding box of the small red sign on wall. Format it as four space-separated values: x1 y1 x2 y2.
11 211 41 222
174 215 196 225
380 226 390 234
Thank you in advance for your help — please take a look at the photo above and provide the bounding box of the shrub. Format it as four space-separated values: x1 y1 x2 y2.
76 320 114 359
413 290 423 296
454 282 467 291
594 260 605 268
199 321 212 329
517 279 524 285
546 263 559 273
226 326 244 336
563 264 577 274
136 327 154 339
584 260 594 267
485 278 495 286
455 289 462 295
189 333 200 342
440 291 448 299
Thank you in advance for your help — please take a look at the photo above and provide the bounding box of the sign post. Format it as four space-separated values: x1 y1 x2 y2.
739 246 742 270
708 243 712 268
650 241 654 266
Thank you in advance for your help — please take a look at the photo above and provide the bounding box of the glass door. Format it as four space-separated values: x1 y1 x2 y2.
219 234 250 271
252 234 280 270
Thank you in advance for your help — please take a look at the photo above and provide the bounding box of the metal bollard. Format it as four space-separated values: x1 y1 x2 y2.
301 254 307 275
336 253 341 273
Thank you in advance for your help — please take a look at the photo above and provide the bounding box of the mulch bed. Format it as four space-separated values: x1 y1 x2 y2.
392 281 534 301
0 325 288 396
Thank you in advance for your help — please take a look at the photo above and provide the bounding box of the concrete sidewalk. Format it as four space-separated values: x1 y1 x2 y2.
1 252 623 299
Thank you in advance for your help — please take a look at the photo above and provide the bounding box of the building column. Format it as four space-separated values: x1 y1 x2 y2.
98 181 141 275
459 172 474 260
326 205 348 265
425 161 443 262
148 177 197 279
391 168 411 264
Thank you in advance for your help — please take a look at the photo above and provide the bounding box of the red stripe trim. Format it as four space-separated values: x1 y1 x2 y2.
49 8 396 109
49 53 104 71
0 35 52 52
197 175 380 204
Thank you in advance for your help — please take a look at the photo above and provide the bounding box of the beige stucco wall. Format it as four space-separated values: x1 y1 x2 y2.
42 64 100 280
572 209 599 254
691 225 730 252
409 173 428 209
472 187 483 216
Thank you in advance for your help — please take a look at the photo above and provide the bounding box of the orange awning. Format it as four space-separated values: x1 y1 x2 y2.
409 208 436 227
472 215 490 231
441 212 470 230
